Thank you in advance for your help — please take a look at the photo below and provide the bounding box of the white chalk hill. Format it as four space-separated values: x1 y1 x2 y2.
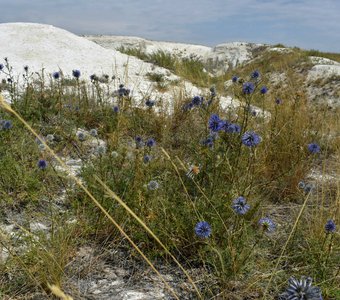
0 22 208 110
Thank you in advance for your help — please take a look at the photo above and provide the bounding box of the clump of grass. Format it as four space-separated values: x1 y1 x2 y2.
303 49 340 63
118 47 211 87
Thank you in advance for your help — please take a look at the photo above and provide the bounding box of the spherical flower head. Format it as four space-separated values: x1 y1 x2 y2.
145 99 155 108
275 98 283 105
38 143 46 152
135 136 143 143
53 71 60 79
97 145 106 155
232 196 250 215
202 136 214 148
118 84 130 97
0 63 4 71
242 82 255 94
46 134 54 142
280 276 322 300
226 123 241 133
143 155 152 163
72 69 81 79
2 120 12 130
298 181 306 189
111 151 119 159
147 180 159 191
76 131 86 142
222 120 231 131
232 75 238 83
113 106 119 113
24 65 29 72
195 221 212 239
90 74 98 81
37 159 47 170
304 183 315 194
191 96 203 106
146 138 156 148
325 220 336 234
258 217 276 233
210 86 216 97
208 114 224 132
260 86 268 94
251 70 260 79
242 131 261 147
89 128 98 137
308 143 320 154
183 102 194 111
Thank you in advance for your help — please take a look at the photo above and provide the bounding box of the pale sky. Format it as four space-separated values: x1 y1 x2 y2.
1 0 339 52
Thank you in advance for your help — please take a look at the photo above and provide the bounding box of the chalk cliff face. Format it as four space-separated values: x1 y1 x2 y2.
85 34 340 108
85 35 267 74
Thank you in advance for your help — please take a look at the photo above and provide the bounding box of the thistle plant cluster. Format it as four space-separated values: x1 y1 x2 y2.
0 58 339 299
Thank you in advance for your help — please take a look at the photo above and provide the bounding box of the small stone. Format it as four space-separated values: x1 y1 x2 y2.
30 222 48 232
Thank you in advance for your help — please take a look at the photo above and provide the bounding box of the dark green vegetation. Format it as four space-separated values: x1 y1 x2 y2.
0 49 339 299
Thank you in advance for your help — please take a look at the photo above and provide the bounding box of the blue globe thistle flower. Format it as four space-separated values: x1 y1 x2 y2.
38 143 46 152
147 180 159 191
2 120 12 130
232 196 250 215
76 131 86 142
183 102 194 111
304 183 315 194
258 217 276 233
241 131 261 147
143 155 152 163
242 82 255 94
52 72 60 79
194 221 212 238
135 136 144 148
117 84 130 96
145 99 155 107
260 86 268 94
251 70 260 79
146 138 156 148
202 136 214 148
298 181 306 189
222 120 231 131
24 65 29 72
37 159 47 170
308 143 320 154
0 64 4 71
191 96 203 106
227 123 241 133
46 134 54 142
7 78 12 83
232 76 238 83
89 129 98 137
135 136 143 144
275 98 283 105
72 69 81 79
251 110 257 116
208 114 224 132
280 276 322 300
97 145 106 155
210 86 216 97
90 74 98 81
113 106 119 113
325 220 336 234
